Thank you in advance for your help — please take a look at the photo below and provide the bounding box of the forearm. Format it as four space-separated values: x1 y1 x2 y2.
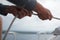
33 2 47 14
0 4 8 16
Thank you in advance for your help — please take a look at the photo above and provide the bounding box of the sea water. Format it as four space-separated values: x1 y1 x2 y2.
2 33 54 40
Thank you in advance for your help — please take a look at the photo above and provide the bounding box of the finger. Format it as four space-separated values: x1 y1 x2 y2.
40 13 48 19
17 11 24 19
12 10 18 17
22 8 29 14
21 9 27 16
17 8 28 19
38 14 48 20
28 11 33 17
47 10 53 20
18 10 27 19
22 8 32 17
48 13 52 20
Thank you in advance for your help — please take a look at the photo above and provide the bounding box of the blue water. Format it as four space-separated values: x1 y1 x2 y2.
2 33 53 40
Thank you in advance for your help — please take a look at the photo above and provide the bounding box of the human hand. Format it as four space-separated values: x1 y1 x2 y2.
33 2 53 20
17 7 33 19
5 6 32 19
37 8 52 20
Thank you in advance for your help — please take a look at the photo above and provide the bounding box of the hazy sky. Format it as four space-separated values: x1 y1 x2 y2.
0 0 60 32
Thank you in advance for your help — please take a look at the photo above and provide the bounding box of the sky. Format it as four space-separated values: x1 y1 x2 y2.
0 0 60 32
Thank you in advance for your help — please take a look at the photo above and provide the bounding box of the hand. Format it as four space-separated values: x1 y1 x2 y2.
17 8 33 19
37 8 52 20
33 2 53 20
5 6 32 19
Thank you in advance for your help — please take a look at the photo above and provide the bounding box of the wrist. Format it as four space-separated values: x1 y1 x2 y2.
33 2 46 14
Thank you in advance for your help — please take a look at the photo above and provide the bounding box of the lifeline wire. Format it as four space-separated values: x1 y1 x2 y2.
33 13 60 20
3 16 17 40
